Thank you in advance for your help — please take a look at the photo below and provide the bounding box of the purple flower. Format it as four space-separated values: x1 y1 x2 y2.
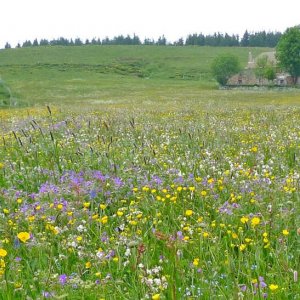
42 291 54 298
259 276 267 288
239 284 247 292
59 274 68 285
89 190 97 199
177 231 184 240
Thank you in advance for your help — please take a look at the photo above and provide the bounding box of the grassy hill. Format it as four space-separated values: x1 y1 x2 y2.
0 45 272 106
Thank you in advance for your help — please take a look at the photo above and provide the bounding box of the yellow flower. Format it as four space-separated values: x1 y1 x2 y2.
117 210 124 217
200 190 207 196
17 232 31 243
239 244 247 251
185 209 193 217
282 229 289 236
240 216 249 224
101 215 108 224
100 204 107 210
269 284 279 291
129 220 137 226
0 259 5 268
57 204 63 210
0 162 4 169
232 233 238 239
83 202 90 208
193 258 200 266
251 146 258 152
251 217 260 227
152 294 160 300
85 261 91 268
0 249 7 257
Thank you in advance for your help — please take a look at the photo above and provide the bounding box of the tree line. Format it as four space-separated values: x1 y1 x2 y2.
4 30 282 49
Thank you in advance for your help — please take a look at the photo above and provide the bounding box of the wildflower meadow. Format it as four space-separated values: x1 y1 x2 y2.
0 98 299 299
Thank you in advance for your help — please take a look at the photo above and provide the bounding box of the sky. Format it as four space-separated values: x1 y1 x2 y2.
1 0 300 48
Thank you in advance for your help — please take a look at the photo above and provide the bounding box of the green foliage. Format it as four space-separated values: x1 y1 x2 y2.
211 53 241 85
255 55 276 84
255 55 268 79
265 65 276 82
276 26 300 83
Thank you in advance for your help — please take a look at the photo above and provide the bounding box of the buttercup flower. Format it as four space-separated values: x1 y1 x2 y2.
17 232 31 243
0 249 7 257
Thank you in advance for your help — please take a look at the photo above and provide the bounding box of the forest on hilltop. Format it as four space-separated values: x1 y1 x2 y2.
4 30 282 49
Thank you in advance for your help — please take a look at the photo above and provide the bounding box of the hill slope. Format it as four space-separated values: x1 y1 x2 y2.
0 45 272 105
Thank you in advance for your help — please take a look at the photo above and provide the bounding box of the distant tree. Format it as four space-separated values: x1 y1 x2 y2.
174 38 184 46
22 40 32 47
264 65 276 82
132 34 141 45
241 30 250 47
74 38 83 46
91 38 100 45
16 43 21 48
211 54 241 86
157 35 167 45
4 42 11 49
40 39 49 46
276 26 300 84
33 38 39 46
144 38 155 45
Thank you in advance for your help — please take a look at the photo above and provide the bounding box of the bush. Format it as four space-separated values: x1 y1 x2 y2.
211 54 241 86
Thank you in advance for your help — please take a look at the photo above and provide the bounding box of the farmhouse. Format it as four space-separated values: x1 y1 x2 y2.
227 51 300 86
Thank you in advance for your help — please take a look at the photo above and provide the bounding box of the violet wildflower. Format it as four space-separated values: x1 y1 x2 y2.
239 284 247 292
59 274 68 285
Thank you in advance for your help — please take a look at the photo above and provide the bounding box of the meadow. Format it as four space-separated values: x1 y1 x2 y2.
0 45 299 299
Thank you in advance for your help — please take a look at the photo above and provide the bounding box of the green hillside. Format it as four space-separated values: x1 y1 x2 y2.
0 45 272 105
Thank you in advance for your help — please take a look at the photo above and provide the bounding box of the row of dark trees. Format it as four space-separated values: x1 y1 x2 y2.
4 30 282 49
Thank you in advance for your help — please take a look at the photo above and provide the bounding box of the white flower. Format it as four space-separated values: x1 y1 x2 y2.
125 248 131 257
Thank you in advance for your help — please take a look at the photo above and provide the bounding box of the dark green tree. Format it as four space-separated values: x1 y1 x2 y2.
241 30 250 47
211 54 241 86
276 26 300 84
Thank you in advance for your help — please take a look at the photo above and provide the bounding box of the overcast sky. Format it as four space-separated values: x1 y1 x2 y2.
1 0 299 48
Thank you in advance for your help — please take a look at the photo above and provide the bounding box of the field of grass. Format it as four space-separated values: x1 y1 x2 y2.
0 45 272 106
0 46 299 299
